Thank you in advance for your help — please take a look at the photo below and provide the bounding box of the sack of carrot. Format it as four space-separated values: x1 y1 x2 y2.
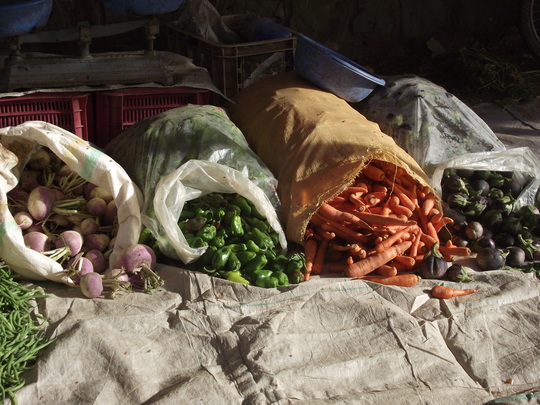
229 71 472 285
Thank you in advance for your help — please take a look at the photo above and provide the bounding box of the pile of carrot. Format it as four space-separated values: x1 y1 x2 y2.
303 160 471 286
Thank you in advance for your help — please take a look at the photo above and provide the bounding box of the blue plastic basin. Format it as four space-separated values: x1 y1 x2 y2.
0 0 53 37
294 33 385 102
103 0 186 15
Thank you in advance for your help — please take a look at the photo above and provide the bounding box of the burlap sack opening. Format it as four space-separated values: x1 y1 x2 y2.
230 71 434 245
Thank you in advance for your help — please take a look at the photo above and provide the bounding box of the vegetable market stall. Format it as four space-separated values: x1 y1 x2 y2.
3 74 540 405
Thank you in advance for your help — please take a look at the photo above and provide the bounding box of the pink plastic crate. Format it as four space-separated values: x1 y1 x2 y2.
0 92 91 140
94 87 211 147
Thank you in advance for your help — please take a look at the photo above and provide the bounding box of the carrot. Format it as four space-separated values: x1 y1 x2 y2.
303 238 318 280
317 219 370 244
363 191 387 207
312 238 329 275
410 183 419 208
345 240 413 278
375 264 398 277
408 227 422 258
358 273 420 287
394 189 416 211
318 202 363 225
353 211 417 227
341 186 369 195
392 255 416 269
389 202 413 218
313 227 335 240
438 245 471 258
430 285 478 299
349 192 366 209
326 250 343 262
374 224 417 252
422 192 437 217
362 164 386 181
432 216 454 232
372 184 388 193
426 221 440 245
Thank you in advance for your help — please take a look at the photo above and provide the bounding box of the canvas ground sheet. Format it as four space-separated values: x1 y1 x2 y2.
12 266 540 405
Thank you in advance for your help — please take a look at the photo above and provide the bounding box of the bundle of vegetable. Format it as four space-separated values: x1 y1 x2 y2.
303 159 470 285
7 147 162 297
440 167 540 271
180 192 305 288
0 261 54 403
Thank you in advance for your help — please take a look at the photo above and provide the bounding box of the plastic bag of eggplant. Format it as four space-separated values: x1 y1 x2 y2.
431 147 540 269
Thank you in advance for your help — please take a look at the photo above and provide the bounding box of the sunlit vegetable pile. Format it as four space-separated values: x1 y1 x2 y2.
0 262 53 404
303 160 471 286
440 168 540 274
7 147 162 297
181 192 305 288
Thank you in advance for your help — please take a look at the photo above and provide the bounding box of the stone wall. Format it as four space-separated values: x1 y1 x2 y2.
210 0 520 74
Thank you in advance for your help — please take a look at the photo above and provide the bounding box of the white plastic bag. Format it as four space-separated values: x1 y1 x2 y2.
354 75 507 177
431 147 540 208
154 160 287 264
0 121 143 284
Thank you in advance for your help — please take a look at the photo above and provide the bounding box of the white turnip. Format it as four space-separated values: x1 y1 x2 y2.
103 267 129 283
7 186 29 205
55 230 84 256
80 272 103 298
117 244 156 273
89 187 113 204
27 148 51 171
86 197 107 217
27 186 59 221
85 249 107 273
83 182 98 200
49 213 71 228
56 164 73 178
24 231 50 252
26 223 44 233
67 255 94 284
19 169 42 192
14 211 33 230
103 200 118 226
80 218 99 236
84 233 110 253
67 214 86 226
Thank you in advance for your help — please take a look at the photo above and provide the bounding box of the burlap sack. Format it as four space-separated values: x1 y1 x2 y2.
229 71 432 245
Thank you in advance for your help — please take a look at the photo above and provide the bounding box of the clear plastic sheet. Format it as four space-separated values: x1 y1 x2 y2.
354 75 507 177
104 104 284 263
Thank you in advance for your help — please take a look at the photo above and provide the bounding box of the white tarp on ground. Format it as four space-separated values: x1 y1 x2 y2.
13 265 540 405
